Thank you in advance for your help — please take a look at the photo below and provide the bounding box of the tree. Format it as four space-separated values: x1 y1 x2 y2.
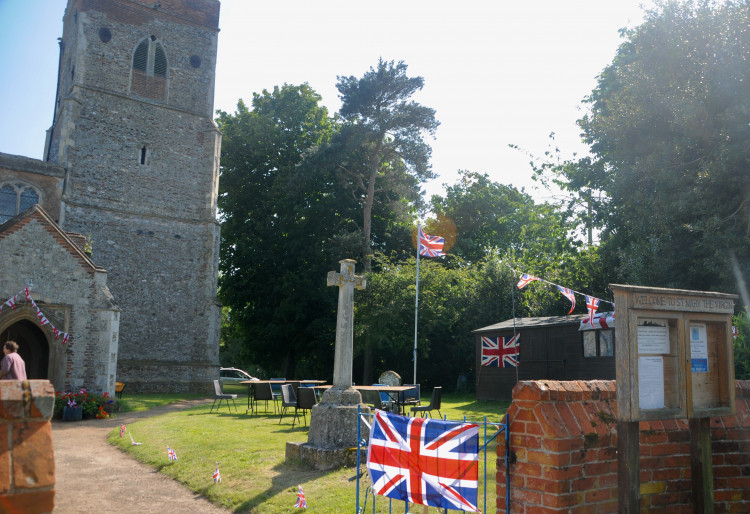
576 0 750 295
217 84 350 378
431 170 581 265
332 58 440 273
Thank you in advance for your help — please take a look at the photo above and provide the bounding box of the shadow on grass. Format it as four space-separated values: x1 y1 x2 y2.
232 455 341 512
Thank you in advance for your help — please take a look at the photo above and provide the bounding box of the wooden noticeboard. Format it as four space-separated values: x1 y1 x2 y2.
612 284 736 422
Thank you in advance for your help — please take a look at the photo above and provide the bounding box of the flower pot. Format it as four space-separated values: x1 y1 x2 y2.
103 403 116 415
62 405 83 421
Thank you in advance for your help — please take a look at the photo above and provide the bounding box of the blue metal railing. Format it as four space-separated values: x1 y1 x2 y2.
355 406 510 513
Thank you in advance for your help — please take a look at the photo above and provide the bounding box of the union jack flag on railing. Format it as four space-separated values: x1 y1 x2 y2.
366 410 479 512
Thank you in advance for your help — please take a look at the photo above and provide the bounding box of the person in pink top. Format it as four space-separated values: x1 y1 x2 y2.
0 341 27 380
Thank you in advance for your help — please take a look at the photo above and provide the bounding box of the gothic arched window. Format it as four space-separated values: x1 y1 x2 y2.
0 183 40 224
130 37 168 100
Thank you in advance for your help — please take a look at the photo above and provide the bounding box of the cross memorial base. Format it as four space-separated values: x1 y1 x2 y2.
285 386 371 470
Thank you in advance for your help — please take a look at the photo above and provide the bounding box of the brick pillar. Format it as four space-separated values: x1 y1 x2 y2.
497 380 750 513
496 380 620 513
0 380 55 513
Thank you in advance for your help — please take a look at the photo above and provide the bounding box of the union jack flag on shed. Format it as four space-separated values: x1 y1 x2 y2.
366 410 479 512
481 334 520 367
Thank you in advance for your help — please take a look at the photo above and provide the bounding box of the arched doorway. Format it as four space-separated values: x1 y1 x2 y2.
0 320 49 379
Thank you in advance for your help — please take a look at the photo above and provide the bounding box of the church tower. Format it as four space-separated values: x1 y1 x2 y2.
46 0 222 391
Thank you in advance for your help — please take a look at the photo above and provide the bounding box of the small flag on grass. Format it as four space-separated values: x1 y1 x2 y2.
213 462 221 483
294 485 308 508
167 446 178 461
129 433 142 446
119 424 126 438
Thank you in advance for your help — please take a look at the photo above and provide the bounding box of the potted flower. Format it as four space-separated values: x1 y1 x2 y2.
62 398 83 421
101 392 119 415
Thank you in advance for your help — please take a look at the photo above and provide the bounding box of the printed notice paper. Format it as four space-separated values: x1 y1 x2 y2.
690 324 709 372
637 321 670 354
639 356 665 410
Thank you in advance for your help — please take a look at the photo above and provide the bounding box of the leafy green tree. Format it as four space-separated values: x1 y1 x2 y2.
331 58 440 272
430 170 581 266
734 308 750 380
217 84 349 378
576 0 750 294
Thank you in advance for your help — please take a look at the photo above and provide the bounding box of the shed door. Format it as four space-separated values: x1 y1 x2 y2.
545 328 567 380
520 327 567 380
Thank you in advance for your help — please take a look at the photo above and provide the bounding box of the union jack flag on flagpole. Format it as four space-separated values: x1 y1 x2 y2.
294 484 308 508
516 273 540 289
167 446 177 461
481 334 520 367
367 410 480 512
557 285 576 314
585 295 601 326
119 424 126 438
418 227 445 258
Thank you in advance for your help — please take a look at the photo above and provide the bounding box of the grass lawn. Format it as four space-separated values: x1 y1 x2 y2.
109 392 508 513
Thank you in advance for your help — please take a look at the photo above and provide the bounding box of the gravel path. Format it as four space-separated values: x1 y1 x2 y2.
51 399 229 513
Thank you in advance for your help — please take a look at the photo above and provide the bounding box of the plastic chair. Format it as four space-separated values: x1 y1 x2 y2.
278 384 300 426
252 382 275 414
400 384 420 408
269 378 285 399
411 386 442 418
115 382 126 399
296 387 317 426
210 379 238 414
372 384 393 412
288 381 301 398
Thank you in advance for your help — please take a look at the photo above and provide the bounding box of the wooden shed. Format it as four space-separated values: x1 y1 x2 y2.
473 313 616 401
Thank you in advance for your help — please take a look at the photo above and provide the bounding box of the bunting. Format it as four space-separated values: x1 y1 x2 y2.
0 285 71 344
508 264 614 316
585 295 601 326
557 286 576 314
516 273 540 289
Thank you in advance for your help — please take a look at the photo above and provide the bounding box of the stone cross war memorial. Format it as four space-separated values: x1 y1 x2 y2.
288 259 370 470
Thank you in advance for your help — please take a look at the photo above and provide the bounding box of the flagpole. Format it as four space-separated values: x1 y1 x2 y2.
512 275 519 383
413 225 421 385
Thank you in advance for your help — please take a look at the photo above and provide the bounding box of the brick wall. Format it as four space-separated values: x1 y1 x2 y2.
496 380 750 513
0 380 55 513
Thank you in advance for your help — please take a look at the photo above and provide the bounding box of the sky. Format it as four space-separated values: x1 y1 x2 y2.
0 0 654 203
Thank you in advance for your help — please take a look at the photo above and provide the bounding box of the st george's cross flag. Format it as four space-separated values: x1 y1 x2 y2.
516 273 540 289
585 295 601 326
366 410 480 512
481 334 520 368
557 285 576 314
294 484 308 508
418 227 445 258
167 446 178 461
